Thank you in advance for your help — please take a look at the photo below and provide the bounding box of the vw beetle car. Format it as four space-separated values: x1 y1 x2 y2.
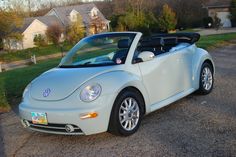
19 32 214 136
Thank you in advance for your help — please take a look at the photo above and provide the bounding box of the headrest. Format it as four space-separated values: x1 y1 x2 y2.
140 38 164 47
118 39 130 49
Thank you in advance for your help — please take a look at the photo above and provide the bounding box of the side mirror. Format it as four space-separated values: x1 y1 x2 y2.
136 51 155 63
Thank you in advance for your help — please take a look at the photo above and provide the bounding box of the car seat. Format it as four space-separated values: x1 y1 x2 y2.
139 38 165 56
112 39 130 64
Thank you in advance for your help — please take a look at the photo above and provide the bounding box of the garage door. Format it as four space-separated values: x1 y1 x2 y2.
217 12 232 28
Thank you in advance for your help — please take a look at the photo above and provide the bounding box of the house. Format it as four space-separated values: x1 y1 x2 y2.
204 0 232 28
4 3 110 50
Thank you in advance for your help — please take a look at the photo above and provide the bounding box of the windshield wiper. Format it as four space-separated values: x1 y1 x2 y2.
59 61 91 68
82 61 91 65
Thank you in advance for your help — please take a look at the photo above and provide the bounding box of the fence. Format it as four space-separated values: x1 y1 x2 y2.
0 55 38 72
0 53 63 72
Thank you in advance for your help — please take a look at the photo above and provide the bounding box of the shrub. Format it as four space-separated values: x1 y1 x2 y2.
110 14 123 30
115 11 159 35
158 4 177 33
66 14 85 44
33 34 47 47
214 15 222 30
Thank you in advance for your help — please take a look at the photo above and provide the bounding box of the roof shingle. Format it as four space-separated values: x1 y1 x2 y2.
47 3 109 26
19 15 63 33
18 3 108 33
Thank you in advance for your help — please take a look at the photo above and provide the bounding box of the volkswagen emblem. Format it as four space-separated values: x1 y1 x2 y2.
43 88 51 97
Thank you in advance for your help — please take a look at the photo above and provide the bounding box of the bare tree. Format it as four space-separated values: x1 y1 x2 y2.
167 0 207 28
46 23 64 45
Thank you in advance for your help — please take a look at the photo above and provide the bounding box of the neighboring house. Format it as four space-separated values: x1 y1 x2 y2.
3 15 63 50
4 3 110 50
204 0 232 28
46 3 110 35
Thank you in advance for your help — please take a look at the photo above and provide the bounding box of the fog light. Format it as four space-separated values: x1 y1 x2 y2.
80 112 98 119
21 119 30 128
65 124 75 133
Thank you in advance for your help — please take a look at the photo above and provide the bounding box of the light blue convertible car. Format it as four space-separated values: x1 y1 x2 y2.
19 32 214 136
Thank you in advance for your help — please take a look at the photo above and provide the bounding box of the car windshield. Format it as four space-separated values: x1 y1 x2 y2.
59 33 136 68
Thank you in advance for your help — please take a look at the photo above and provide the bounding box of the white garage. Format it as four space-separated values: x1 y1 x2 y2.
204 0 232 28
217 12 232 28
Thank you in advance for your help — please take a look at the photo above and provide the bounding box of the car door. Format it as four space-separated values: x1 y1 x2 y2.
137 51 184 105
176 46 194 91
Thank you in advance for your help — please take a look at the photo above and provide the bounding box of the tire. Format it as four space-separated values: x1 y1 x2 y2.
108 89 144 136
197 62 214 95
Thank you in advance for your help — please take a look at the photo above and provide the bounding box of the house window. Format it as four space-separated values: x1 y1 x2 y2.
90 8 98 18
70 10 79 22
71 14 77 22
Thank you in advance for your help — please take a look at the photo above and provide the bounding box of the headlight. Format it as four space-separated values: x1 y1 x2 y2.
80 84 102 102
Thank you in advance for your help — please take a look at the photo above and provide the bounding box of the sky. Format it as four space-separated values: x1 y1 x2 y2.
0 0 103 10
0 0 9 9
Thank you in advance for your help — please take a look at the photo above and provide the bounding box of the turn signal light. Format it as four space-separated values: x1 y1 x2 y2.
80 112 98 119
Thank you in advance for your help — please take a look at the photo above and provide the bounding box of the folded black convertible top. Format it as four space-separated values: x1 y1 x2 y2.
151 32 200 44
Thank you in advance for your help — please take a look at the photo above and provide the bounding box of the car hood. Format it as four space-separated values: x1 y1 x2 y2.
30 67 113 101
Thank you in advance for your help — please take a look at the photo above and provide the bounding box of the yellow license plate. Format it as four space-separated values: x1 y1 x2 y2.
31 112 48 125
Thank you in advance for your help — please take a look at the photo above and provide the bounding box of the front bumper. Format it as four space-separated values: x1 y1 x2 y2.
20 119 84 135
19 95 115 135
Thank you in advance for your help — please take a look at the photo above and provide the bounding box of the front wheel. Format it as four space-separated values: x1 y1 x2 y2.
108 90 144 136
197 62 214 95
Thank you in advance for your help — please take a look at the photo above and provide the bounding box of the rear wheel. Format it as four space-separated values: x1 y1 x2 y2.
197 62 214 95
108 90 144 136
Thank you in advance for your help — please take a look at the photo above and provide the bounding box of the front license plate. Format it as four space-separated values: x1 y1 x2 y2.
31 112 48 125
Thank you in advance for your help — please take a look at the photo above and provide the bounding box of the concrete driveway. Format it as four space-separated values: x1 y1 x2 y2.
0 43 236 157
198 28 236 36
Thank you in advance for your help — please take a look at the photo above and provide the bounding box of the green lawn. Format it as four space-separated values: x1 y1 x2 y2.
197 33 236 49
0 58 60 112
0 33 236 112
0 43 73 63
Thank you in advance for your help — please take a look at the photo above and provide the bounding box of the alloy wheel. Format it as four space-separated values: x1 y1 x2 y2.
119 97 140 131
201 67 213 91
